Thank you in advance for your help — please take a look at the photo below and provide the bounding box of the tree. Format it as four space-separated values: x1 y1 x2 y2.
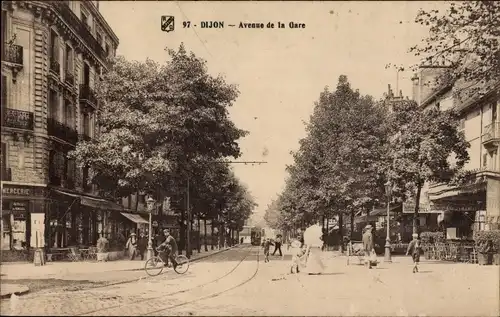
409 1 500 97
387 100 470 234
277 76 391 247
71 44 248 202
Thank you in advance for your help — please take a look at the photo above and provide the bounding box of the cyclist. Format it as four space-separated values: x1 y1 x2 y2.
158 228 178 269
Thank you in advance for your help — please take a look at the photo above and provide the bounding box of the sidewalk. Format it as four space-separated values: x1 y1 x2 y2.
0 246 234 280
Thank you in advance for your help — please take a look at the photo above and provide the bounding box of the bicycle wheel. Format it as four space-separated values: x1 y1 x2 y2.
145 256 164 276
174 255 189 274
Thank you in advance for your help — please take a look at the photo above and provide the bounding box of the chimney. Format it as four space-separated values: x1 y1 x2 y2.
399 90 403 98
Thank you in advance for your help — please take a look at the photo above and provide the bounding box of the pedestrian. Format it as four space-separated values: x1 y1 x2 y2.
290 240 306 274
240 237 244 244
362 225 375 269
263 238 273 263
154 230 165 256
272 234 283 257
406 233 422 273
125 232 138 260
137 232 148 260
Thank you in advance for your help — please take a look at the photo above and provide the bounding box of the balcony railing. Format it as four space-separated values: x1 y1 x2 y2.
65 71 75 86
483 122 500 144
1 108 34 130
79 84 98 106
50 58 60 76
51 2 108 63
47 117 78 144
2 44 23 65
1 168 12 181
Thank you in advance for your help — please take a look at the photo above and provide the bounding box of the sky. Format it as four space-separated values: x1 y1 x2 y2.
99 1 447 220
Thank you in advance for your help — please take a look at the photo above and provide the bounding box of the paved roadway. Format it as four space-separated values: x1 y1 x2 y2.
1 245 499 316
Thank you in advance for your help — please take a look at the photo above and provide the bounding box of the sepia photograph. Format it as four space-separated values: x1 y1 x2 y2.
0 0 499 316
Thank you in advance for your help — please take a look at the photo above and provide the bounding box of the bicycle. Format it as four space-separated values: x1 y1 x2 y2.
144 247 190 276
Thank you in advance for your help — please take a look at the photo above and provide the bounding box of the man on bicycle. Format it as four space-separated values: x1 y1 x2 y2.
159 229 178 269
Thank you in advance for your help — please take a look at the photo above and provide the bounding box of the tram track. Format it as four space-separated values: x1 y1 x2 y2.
77 245 258 316
16 245 239 300
144 246 260 316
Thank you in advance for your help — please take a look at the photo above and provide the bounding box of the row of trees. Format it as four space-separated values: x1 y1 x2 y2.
70 44 256 256
264 75 469 240
265 1 498 239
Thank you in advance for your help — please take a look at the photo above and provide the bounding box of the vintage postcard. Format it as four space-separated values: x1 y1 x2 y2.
0 1 499 316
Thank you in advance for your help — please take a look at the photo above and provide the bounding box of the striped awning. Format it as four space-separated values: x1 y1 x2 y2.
53 189 125 211
120 212 149 224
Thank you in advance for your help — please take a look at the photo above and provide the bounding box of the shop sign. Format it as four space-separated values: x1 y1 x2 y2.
2 185 48 197
432 204 481 212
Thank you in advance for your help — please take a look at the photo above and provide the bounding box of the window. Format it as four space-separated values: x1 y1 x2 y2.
82 112 90 136
82 166 89 190
105 43 110 57
1 11 6 61
1 142 7 181
1 75 6 114
65 44 73 73
49 89 59 120
482 153 488 168
50 30 59 61
96 32 103 47
64 100 73 128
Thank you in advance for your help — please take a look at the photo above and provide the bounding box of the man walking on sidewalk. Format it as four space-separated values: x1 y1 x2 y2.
362 225 375 269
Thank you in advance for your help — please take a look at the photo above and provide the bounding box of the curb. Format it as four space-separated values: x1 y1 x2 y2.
0 286 30 299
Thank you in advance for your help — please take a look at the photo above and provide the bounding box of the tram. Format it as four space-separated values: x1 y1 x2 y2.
250 227 262 246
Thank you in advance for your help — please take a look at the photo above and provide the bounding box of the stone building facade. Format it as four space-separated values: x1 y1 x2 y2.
1 1 123 254
411 65 500 239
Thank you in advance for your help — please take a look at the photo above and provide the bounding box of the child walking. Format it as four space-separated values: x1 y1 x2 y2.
262 238 273 263
406 233 421 273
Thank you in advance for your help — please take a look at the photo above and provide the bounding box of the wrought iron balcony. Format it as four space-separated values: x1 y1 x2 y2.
47 117 78 144
483 122 500 147
2 43 23 65
50 58 60 76
1 108 34 130
65 71 75 86
1 168 12 181
50 2 108 63
79 84 98 107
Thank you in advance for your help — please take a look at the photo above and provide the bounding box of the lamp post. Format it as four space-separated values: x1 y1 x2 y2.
146 196 156 261
384 181 392 263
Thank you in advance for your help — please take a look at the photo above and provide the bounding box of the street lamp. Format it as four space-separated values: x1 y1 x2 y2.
146 196 156 261
384 181 392 263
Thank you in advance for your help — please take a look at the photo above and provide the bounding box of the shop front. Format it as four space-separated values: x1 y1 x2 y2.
1 184 50 251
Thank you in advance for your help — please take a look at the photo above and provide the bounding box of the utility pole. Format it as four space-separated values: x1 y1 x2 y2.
186 174 191 258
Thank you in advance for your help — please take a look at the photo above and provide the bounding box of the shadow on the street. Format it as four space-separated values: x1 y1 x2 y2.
416 270 433 273
309 272 344 276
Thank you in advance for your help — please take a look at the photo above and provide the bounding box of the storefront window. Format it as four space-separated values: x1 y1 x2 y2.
1 213 11 250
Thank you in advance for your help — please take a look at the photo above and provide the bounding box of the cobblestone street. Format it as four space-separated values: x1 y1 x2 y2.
1 245 498 316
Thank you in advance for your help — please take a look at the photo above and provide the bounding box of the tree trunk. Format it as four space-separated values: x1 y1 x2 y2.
204 218 208 252
350 210 355 239
179 212 185 254
210 219 215 250
339 212 344 253
197 217 201 252
413 182 422 235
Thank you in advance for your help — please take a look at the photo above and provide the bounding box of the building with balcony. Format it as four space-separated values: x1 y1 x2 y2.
0 1 156 257
411 65 500 239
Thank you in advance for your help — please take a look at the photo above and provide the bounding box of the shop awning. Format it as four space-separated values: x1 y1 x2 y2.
120 212 149 224
52 189 125 211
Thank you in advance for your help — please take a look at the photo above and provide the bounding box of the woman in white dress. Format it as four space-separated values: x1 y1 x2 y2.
303 225 325 275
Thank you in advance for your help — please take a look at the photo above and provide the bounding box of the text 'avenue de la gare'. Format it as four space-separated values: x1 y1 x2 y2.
187 21 306 29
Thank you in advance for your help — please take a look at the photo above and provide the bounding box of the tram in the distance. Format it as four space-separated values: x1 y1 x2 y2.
251 227 262 246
